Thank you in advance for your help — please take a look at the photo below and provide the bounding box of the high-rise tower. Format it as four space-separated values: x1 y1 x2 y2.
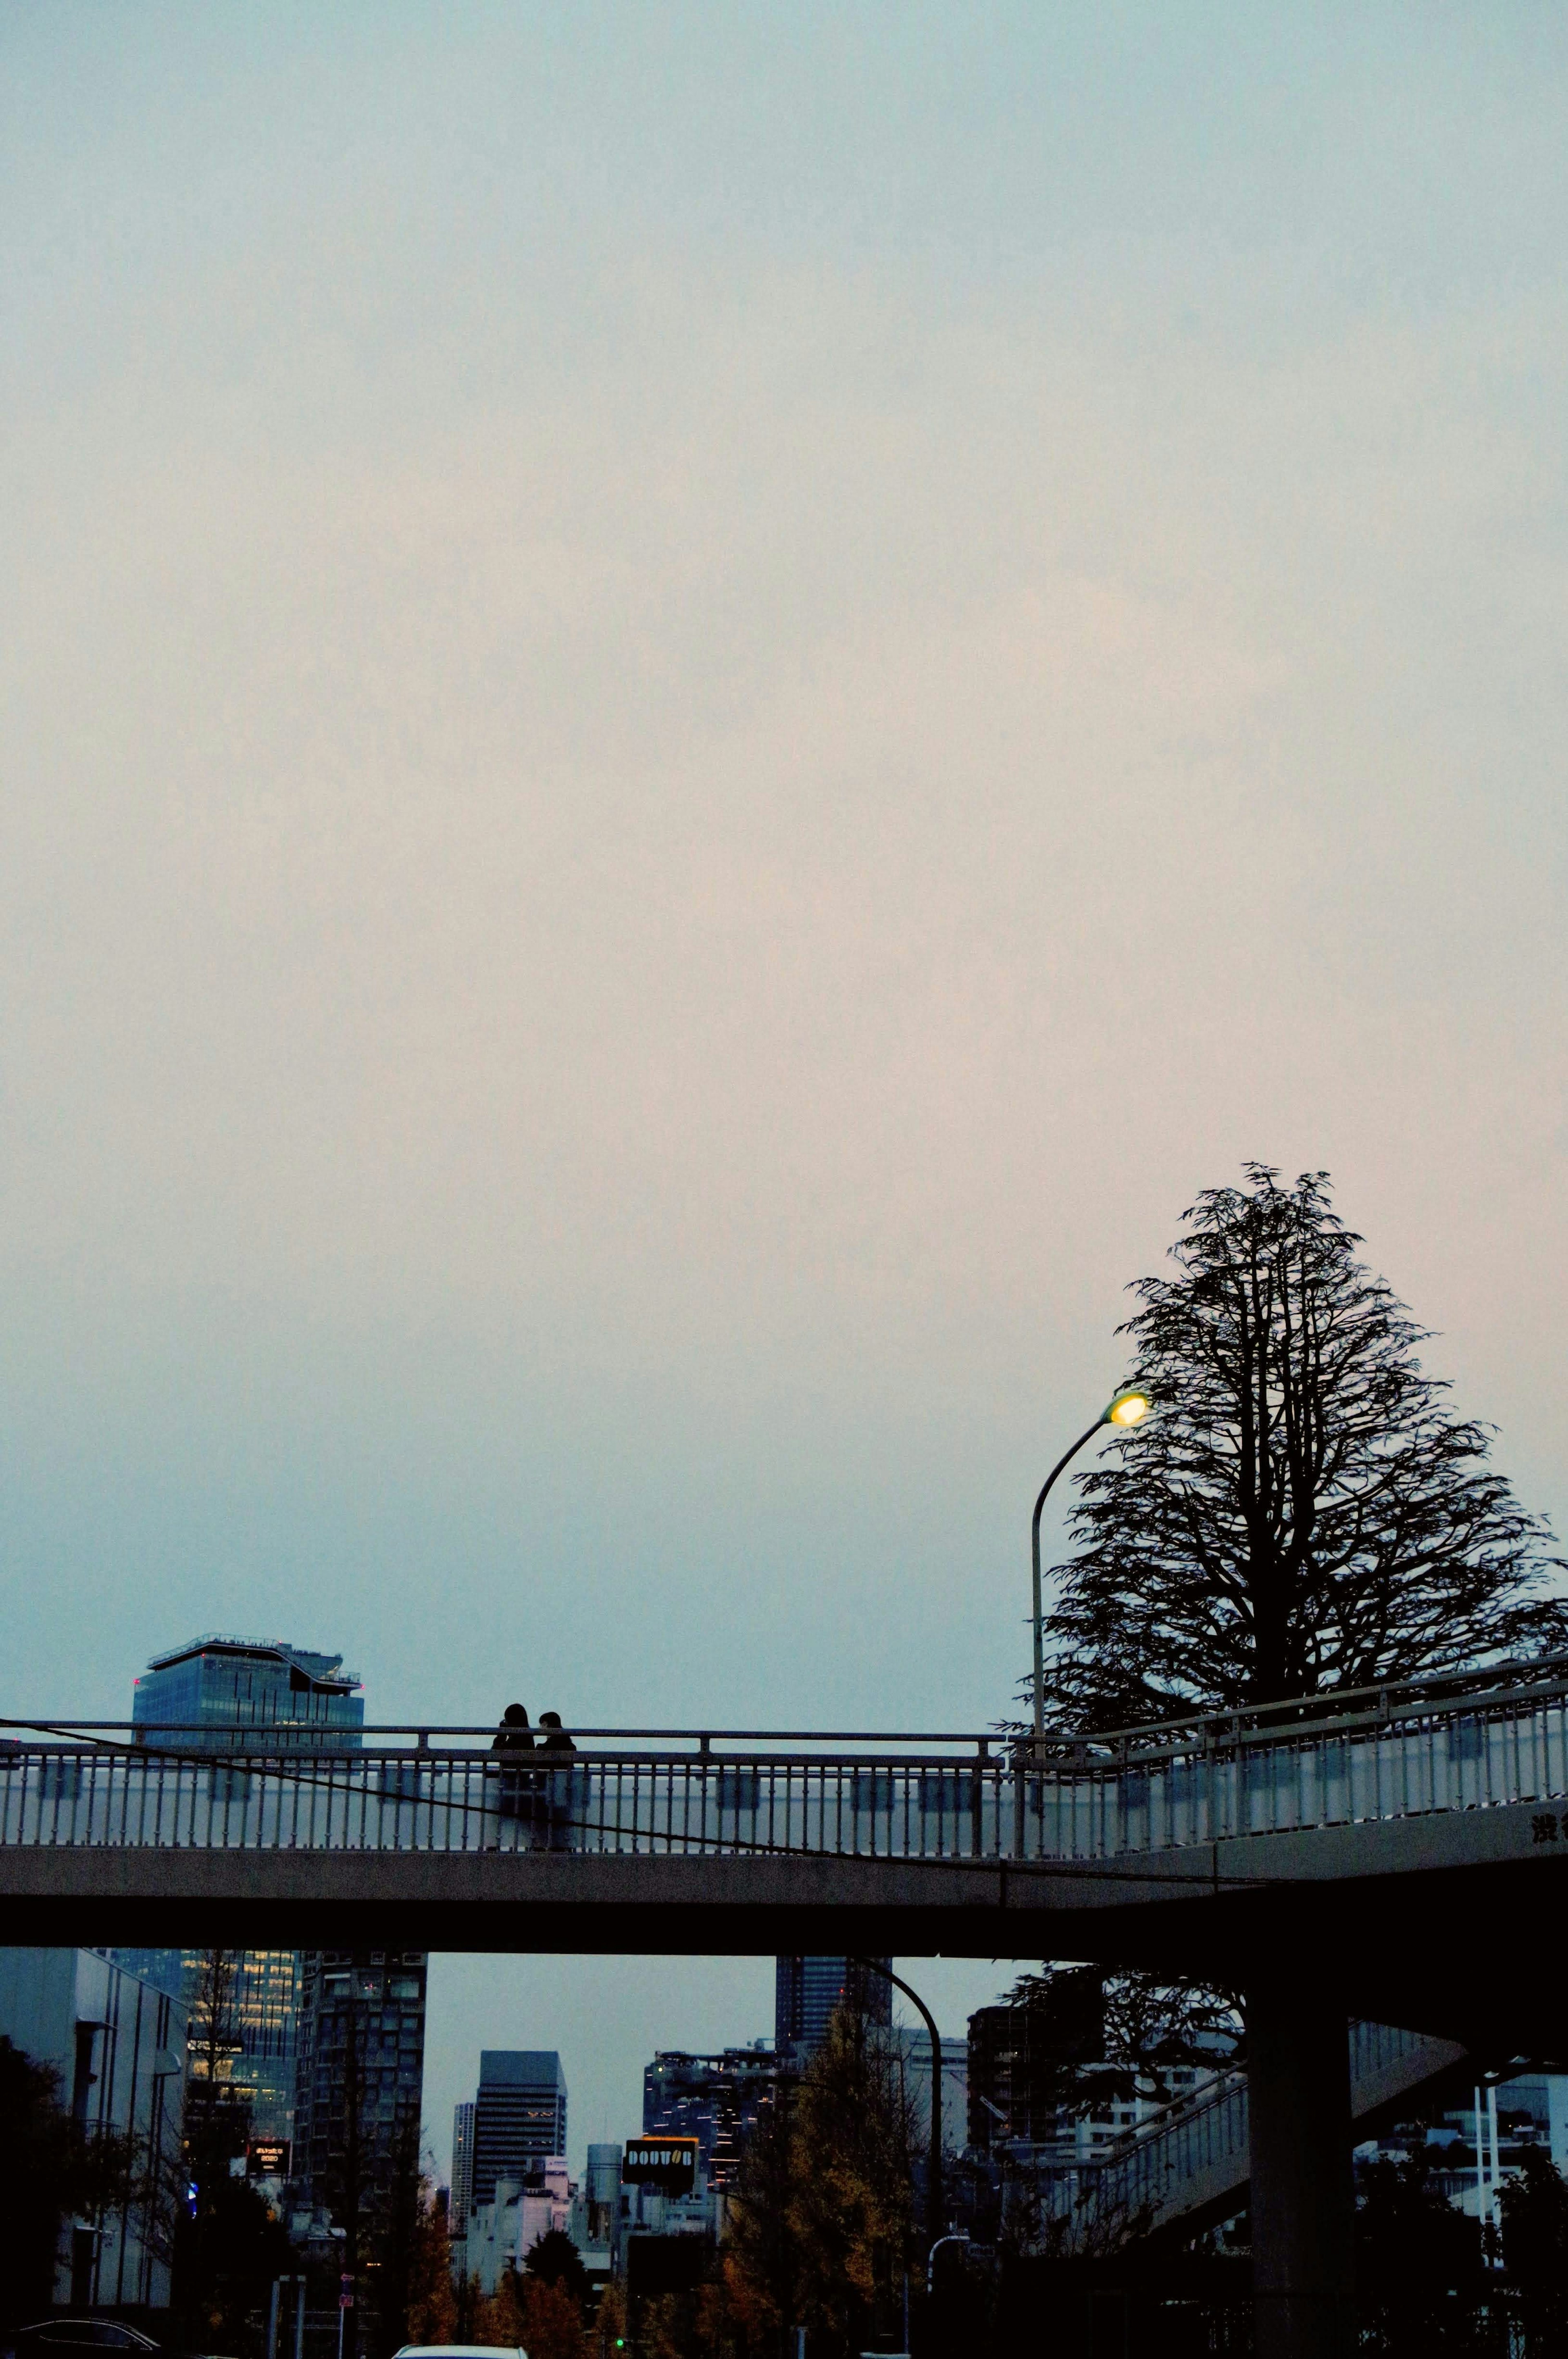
116 1634 363 2155
471 2050 569 2206
451 2100 477 2236
774 1957 891 2063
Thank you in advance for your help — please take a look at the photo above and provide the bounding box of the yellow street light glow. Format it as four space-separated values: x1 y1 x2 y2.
1106 1388 1153 1427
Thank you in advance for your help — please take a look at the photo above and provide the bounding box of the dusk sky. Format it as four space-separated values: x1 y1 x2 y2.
5 4 1567 2175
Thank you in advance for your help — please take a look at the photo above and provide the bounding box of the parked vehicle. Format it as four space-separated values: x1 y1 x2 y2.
0 2330 211 2359
394 2347 528 2359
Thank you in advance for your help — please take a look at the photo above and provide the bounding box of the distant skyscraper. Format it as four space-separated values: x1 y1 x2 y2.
132 1633 364 1750
472 2051 569 2207
294 1951 429 2221
643 2046 779 2189
451 2100 477 2236
116 1634 362 2156
774 1958 891 2061
967 1976 1105 2153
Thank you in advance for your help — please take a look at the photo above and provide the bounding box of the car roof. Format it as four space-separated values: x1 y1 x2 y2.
12 2334 159 2352
16 2332 158 2346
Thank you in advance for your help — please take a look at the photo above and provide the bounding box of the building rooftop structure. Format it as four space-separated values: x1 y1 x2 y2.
133 1634 364 1751
643 2045 779 2189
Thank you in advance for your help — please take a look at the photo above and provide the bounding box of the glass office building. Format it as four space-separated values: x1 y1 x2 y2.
116 1635 362 2158
471 2050 569 2207
111 1946 302 2147
132 1634 364 1750
774 1957 891 2062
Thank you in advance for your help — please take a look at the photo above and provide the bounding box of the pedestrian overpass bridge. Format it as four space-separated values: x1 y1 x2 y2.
4 1654 1566 2049
9 1656 1566 2356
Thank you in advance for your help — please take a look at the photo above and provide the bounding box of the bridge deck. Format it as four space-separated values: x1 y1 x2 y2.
8 1657 1568 1864
5 1661 1568 2035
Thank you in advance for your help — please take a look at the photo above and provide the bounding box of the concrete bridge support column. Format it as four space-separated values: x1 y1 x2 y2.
1247 1974 1355 2359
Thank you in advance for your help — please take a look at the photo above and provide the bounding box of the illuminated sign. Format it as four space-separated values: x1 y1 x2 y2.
621 2136 699 2194
247 2138 291 2178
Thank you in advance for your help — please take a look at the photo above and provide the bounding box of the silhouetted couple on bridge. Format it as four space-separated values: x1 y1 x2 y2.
491 1702 577 1847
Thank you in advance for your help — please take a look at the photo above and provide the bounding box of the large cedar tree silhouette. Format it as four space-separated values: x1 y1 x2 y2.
1033 1166 1566 1727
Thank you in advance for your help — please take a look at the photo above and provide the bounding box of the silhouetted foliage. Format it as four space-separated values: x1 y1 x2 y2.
999 1965 1241 2122
786 2010 916 2355
1499 2147 1568 2350
371 2133 456 2355
519 2274 588 2358
172 2173 295 2348
1034 1166 1567 1726
711 2067 800 2352
710 2007 916 2357
169 1946 296 2347
0 2036 139 2320
1356 2153 1489 2356
523 2225 590 2304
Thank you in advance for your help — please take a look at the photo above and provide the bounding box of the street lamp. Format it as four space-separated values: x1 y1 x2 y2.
851 1958 946 2254
1030 1387 1152 1744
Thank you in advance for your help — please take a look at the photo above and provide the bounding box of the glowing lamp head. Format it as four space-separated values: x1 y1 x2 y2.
1106 1387 1153 1427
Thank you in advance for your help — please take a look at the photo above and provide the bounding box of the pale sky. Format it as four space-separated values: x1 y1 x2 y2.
4 3 1567 2177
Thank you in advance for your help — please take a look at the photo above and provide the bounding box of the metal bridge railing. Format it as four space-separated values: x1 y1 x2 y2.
4 1654 1568 1860
1041 2022 1446 2237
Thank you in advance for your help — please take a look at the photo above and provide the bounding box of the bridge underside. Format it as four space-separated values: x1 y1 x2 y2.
5 1795 1565 2058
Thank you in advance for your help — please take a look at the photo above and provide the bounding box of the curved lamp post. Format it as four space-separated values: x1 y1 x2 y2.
1030 1386 1153 1744
851 1957 945 2252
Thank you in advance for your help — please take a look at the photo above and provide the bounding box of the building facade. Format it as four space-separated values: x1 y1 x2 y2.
581 2140 622 2248
118 1634 362 2167
464 2156 574 2295
0 1948 187 2308
110 1946 301 2148
132 1632 364 1750
774 1957 891 2062
642 2045 779 2190
472 2049 569 2208
293 1951 429 2232
451 2098 477 2236
888 2027 969 2155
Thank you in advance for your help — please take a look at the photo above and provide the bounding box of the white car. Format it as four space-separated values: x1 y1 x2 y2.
394 2347 527 2359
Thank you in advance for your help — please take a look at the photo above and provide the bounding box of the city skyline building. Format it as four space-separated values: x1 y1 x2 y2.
582 2141 621 2248
464 2156 574 2296
0 1947 187 2307
111 1945 301 2146
451 2098 477 2237
131 1633 364 1750
117 1634 361 2154
293 1951 430 2230
642 2043 779 2190
472 2049 570 2208
888 2026 969 2155
775 1957 891 2062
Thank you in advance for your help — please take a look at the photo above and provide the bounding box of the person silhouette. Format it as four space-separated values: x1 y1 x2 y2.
491 1703 536 1826
492 1702 536 1753
537 1711 578 1848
